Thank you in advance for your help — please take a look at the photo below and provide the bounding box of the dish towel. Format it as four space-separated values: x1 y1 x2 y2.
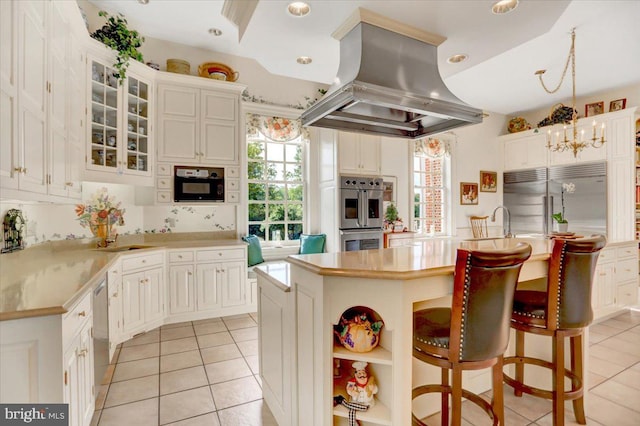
333 395 369 426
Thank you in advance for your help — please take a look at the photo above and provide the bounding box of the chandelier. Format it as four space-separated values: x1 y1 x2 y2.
536 28 605 157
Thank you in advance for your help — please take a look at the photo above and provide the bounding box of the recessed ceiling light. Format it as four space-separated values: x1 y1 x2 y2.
447 54 468 64
208 28 222 36
297 56 312 65
492 0 519 14
287 2 311 17
137 0 150 4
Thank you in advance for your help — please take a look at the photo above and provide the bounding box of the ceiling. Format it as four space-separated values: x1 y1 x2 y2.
88 0 640 115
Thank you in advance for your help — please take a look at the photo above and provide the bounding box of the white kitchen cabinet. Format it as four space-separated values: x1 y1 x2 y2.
120 252 165 337
107 262 123 360
156 77 244 166
86 53 154 182
592 251 616 318
63 317 94 426
339 131 381 175
165 246 249 322
0 0 85 201
593 241 639 320
503 132 548 171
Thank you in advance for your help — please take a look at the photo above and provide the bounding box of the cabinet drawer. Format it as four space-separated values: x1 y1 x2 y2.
597 248 615 264
616 245 637 259
197 248 245 262
617 282 638 307
122 252 164 272
227 167 239 178
157 191 171 203
227 179 239 191
168 250 194 263
226 192 239 203
62 291 92 350
157 177 171 189
157 163 172 176
616 258 637 282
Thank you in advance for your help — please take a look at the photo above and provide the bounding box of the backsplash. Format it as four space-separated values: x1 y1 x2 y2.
0 182 236 248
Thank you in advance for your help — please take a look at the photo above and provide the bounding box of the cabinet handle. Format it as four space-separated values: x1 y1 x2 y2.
178 255 182 259
64 371 68 386
65 182 74 187
218 252 222 256
187 271 192 276
78 311 86 317
77 348 88 357
142 259 146 263
599 272 606 276
113 292 118 297
13 167 26 174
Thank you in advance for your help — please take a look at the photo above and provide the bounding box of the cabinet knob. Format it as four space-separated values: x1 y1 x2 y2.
65 182 74 187
187 271 192 276
218 252 222 256
178 255 182 258
78 311 86 317
112 292 118 298
142 259 146 263
77 348 88 357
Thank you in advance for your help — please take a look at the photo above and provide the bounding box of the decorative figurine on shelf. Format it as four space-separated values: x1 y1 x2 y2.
346 361 378 407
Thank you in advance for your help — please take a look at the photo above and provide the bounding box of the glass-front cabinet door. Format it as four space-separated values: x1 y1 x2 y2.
126 77 149 173
90 61 119 170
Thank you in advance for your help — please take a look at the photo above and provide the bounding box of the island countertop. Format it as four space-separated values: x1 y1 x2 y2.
287 237 553 279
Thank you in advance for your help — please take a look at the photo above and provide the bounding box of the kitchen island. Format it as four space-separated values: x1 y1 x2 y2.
255 237 553 426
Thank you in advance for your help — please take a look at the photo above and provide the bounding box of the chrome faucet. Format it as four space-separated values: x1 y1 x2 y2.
491 205 513 238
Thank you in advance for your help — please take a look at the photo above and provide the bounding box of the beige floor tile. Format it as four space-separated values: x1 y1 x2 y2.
590 323 624 337
101 363 115 385
217 399 277 426
588 354 628 378
197 331 234 349
419 411 474 426
162 321 192 330
160 349 203 373
459 394 532 426
587 371 608 389
104 375 159 408
112 357 159 382
591 379 640 412
122 329 160 347
493 386 552 421
254 374 262 387
601 318 636 331
194 321 227 336
588 331 609 345
617 329 640 344
90 410 100 426
117 342 159 363
223 317 257 330
632 362 640 372
599 335 640 357
161 337 199 355
613 312 640 325
161 365 209 395
629 326 640 335
205 358 252 384
222 313 252 321
109 347 120 365
99 398 159 426
249 312 258 323
159 386 215 425
192 317 223 325
210 376 262 410
236 339 258 357
161 326 195 341
590 343 640 368
534 409 604 426
165 412 220 426
562 393 639 426
230 327 258 342
611 366 640 390
200 343 242 364
245 355 259 375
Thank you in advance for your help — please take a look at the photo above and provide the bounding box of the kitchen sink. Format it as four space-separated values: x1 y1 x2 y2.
97 245 157 252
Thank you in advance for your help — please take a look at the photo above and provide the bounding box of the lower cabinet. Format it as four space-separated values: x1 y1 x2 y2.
593 242 639 320
120 252 165 338
107 262 123 360
0 290 95 426
166 246 249 322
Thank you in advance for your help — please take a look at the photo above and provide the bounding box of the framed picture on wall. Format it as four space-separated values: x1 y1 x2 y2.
479 171 497 192
585 101 604 117
609 98 626 112
460 182 479 205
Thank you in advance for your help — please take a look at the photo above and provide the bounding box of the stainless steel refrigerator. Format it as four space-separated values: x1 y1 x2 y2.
504 161 607 236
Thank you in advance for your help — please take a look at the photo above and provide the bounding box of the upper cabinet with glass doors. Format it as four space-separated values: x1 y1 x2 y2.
85 47 154 185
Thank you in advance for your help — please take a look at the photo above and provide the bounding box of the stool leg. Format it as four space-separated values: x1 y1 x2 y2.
441 367 449 426
553 331 565 426
514 329 525 397
571 334 586 424
451 365 463 426
492 356 505 425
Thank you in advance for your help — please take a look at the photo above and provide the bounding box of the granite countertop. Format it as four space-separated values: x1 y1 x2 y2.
0 232 245 321
287 237 553 280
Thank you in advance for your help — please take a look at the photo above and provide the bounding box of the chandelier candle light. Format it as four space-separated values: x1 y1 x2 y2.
536 28 605 157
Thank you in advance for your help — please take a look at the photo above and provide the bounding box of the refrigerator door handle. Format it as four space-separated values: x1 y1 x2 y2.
547 195 553 234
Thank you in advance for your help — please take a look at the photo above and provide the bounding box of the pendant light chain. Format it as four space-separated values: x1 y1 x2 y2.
536 28 575 95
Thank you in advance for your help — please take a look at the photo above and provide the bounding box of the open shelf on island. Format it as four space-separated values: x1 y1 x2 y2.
333 344 392 365
333 399 391 425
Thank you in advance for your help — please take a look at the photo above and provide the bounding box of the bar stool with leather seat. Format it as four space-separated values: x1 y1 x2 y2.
503 235 606 426
412 242 532 426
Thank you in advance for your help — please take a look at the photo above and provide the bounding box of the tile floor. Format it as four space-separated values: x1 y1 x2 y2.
92 310 640 426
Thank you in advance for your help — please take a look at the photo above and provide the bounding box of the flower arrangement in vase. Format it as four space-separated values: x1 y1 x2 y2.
75 187 125 246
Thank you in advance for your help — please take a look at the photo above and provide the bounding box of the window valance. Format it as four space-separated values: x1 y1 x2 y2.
414 133 455 158
247 114 308 142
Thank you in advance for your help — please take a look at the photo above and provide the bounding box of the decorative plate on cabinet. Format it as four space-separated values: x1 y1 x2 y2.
198 62 239 82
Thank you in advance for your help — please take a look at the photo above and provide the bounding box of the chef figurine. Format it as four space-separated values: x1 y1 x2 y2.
346 361 378 407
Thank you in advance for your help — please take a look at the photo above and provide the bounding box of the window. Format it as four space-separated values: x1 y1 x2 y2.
247 115 306 242
412 137 452 235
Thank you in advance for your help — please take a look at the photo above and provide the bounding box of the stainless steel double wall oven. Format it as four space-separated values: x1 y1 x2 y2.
339 175 384 251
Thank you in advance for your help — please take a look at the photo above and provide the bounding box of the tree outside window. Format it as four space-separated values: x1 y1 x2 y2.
247 115 305 242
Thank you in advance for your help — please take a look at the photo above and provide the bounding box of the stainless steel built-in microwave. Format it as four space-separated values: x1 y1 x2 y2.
174 166 224 202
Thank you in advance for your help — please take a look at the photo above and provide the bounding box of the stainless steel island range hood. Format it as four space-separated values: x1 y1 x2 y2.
301 10 483 139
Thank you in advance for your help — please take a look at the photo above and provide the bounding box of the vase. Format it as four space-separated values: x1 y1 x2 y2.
91 223 114 247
